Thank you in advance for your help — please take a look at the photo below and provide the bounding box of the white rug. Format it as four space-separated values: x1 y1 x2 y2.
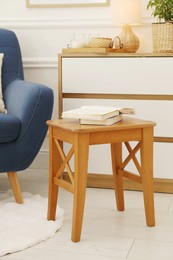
0 190 64 257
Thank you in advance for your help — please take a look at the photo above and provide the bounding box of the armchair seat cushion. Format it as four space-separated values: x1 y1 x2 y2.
0 113 21 143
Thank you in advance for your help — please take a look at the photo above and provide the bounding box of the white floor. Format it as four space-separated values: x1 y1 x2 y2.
1 169 173 259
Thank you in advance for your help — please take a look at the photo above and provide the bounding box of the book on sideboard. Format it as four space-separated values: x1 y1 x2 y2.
62 105 135 121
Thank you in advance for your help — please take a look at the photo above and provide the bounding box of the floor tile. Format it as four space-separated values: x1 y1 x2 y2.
2 248 125 260
36 231 134 258
1 168 173 260
128 239 173 260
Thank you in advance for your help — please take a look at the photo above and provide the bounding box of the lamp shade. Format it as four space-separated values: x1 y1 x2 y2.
112 0 142 25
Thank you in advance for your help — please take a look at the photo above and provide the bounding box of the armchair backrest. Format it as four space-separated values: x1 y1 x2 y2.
0 28 24 91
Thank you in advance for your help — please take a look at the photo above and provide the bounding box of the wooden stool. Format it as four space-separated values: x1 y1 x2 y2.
47 117 156 242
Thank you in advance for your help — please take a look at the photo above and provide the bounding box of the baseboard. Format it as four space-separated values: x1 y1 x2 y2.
31 152 173 193
63 172 173 194
30 151 49 169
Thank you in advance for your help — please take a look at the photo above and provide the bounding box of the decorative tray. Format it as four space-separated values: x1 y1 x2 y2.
62 48 126 53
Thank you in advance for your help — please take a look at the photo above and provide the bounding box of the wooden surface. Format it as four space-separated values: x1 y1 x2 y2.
62 48 127 54
7 172 23 204
47 117 156 133
47 118 155 242
63 172 173 194
59 52 173 58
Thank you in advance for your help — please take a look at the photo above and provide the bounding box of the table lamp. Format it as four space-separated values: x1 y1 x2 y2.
112 0 142 53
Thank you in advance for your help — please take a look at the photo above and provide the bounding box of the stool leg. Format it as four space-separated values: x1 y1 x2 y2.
111 142 125 211
47 127 60 221
141 127 155 227
72 133 89 242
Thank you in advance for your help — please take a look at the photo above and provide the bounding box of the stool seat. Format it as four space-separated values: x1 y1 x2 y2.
47 117 156 242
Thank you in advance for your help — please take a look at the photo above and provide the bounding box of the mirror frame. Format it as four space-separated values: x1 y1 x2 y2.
26 0 110 8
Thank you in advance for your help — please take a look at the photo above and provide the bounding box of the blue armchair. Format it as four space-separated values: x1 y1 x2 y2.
0 28 54 203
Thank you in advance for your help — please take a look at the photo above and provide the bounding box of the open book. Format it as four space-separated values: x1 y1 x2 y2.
62 105 135 121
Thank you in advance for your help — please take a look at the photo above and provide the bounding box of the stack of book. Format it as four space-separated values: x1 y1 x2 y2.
62 105 135 126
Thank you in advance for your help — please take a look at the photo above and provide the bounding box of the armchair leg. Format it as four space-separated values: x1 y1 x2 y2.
7 172 23 204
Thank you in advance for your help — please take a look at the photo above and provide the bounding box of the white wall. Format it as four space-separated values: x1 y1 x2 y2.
0 0 154 114
1 0 168 177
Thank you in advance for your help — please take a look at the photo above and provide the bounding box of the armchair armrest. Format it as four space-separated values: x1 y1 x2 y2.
3 79 54 169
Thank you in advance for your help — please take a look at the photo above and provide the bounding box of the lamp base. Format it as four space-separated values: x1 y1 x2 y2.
113 24 139 53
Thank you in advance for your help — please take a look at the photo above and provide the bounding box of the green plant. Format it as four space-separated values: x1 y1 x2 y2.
147 0 173 22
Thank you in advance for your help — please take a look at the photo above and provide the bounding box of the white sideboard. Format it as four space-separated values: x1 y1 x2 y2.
58 52 173 183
